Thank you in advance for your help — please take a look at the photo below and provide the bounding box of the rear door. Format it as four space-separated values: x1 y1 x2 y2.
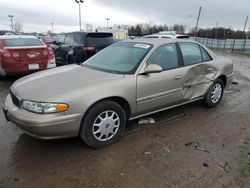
136 43 185 114
178 42 217 100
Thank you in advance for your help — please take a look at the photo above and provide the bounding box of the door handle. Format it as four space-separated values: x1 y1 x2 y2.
174 75 182 80
206 67 214 72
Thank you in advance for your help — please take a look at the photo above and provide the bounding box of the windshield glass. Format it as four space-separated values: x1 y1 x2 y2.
83 42 152 74
4 38 44 47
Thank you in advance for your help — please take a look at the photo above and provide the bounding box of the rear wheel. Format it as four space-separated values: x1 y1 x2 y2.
79 100 126 148
203 78 224 107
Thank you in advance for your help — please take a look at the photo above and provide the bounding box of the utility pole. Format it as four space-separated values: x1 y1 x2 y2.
51 23 54 33
194 6 202 38
105 18 110 28
75 0 84 31
247 26 250 39
8 15 14 31
215 21 219 39
242 16 248 39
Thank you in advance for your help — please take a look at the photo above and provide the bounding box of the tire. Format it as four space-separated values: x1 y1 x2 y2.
203 78 224 108
79 100 127 148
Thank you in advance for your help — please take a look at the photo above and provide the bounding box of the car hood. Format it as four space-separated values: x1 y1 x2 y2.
11 65 125 101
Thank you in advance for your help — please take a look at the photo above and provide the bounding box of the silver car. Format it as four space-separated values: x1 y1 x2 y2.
2 39 233 148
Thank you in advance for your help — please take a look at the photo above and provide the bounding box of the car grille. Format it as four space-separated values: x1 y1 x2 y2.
10 90 20 107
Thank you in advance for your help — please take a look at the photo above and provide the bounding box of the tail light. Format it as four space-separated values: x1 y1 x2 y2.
43 50 48 55
12 52 20 58
47 47 56 68
81 47 96 51
2 50 11 58
47 48 55 60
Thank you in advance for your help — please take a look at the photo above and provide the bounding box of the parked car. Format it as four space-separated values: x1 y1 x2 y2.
0 35 56 76
38 36 58 47
143 31 190 39
0 30 16 36
53 32 114 65
3 39 233 148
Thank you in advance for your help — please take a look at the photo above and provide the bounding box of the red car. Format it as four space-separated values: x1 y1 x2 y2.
0 35 56 76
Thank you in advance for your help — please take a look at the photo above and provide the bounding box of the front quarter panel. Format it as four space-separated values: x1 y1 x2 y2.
48 75 137 120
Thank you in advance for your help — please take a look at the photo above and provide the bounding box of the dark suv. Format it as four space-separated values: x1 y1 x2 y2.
54 32 114 65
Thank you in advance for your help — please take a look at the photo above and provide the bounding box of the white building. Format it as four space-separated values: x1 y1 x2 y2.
97 27 128 40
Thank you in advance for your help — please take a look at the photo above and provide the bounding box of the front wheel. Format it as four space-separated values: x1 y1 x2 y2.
203 78 224 107
79 100 126 148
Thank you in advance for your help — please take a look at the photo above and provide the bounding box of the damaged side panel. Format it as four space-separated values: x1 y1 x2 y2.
182 63 219 100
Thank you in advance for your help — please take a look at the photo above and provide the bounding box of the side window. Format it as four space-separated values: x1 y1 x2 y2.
179 43 203 66
200 47 212 61
73 34 82 44
58 35 65 43
64 34 74 44
147 44 179 70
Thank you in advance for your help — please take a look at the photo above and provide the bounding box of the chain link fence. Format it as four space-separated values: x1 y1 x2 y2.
192 37 250 55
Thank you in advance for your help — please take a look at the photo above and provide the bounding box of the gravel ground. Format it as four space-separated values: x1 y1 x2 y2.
0 51 250 188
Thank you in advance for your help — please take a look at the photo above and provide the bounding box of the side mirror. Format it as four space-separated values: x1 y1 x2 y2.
141 64 163 75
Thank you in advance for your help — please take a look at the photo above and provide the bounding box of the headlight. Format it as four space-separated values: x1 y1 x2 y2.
22 100 68 114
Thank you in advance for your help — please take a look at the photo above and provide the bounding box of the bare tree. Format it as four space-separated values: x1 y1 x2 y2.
14 22 23 33
85 23 93 31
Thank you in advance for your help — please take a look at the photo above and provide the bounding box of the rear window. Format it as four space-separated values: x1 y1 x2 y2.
85 33 114 47
177 36 190 39
86 33 113 38
4 38 44 47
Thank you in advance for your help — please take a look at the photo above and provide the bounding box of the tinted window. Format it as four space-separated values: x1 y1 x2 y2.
177 36 190 39
83 42 152 74
200 47 212 61
64 34 74 44
179 43 202 66
73 34 82 44
147 44 179 70
85 33 114 47
3 38 44 47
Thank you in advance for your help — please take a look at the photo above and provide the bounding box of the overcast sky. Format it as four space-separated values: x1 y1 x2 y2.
0 0 249 33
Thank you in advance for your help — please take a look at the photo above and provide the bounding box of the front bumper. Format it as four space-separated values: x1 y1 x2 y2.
3 94 83 139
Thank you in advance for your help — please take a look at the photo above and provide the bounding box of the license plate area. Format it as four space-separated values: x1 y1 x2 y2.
28 64 39 70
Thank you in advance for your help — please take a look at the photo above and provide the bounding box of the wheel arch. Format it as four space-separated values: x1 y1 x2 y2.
217 75 227 87
81 96 131 123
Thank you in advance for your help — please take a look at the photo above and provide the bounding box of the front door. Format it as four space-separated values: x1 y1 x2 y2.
136 43 186 114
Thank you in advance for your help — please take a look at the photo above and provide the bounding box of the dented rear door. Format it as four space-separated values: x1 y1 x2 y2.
178 42 218 101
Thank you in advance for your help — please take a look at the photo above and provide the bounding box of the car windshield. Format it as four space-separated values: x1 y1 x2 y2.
4 38 44 47
83 42 152 74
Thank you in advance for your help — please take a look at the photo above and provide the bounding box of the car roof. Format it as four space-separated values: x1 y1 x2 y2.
0 35 38 40
121 38 195 47
143 34 189 38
